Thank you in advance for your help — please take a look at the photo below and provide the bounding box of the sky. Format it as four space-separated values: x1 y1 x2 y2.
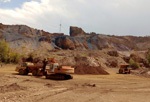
0 0 150 36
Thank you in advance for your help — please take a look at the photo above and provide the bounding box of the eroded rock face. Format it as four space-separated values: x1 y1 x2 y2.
70 26 86 37
106 59 118 67
39 36 51 43
83 41 89 49
107 51 119 57
2 23 150 51
0 23 6 30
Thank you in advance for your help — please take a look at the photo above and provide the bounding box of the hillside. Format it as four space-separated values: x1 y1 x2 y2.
0 23 150 51
1 23 150 102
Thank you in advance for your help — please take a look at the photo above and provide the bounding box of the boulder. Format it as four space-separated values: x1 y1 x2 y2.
55 36 75 50
55 36 89 50
70 26 86 37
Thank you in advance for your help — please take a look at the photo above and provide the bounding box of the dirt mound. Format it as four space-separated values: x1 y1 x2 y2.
59 55 109 75
75 64 109 75
58 57 76 66
75 56 100 67
0 83 26 93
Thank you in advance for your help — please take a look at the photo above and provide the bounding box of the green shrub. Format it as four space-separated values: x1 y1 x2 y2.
9 53 20 63
22 46 26 49
82 53 86 57
0 39 20 63
0 39 10 63
147 51 150 64
129 58 140 69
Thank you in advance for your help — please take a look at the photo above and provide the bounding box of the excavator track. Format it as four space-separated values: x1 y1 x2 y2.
46 74 73 80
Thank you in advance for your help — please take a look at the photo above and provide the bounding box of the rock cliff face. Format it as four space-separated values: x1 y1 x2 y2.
0 23 62 49
0 23 150 51
70 26 86 37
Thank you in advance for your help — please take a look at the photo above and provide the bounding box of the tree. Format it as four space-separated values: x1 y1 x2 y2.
0 39 20 63
0 39 10 62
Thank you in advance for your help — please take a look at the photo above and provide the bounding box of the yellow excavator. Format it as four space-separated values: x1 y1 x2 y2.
15 58 74 80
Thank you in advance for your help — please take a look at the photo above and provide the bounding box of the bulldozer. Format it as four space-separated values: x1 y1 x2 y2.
15 58 74 80
118 65 131 74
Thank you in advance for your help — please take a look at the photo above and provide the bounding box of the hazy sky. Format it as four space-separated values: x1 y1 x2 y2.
0 0 150 36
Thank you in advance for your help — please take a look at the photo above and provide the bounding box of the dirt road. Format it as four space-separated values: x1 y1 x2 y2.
0 65 150 102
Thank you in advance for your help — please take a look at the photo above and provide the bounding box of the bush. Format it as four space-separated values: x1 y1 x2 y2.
147 51 150 64
0 39 10 63
9 53 20 63
0 39 20 63
129 58 140 69
22 46 26 49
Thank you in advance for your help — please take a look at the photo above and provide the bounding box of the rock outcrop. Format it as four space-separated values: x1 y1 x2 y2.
70 26 86 37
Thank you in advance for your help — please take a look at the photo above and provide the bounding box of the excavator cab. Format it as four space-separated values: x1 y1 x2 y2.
49 63 59 72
